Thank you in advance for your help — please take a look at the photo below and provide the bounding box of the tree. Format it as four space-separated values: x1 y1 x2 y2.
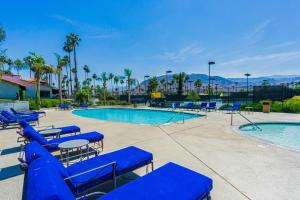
75 88 89 103
83 65 90 80
262 79 270 86
23 56 34 78
92 73 98 89
147 76 159 94
54 54 68 103
186 90 200 102
124 68 132 104
30 53 47 110
120 78 125 94
101 72 108 103
0 25 5 43
173 72 186 96
113 76 120 93
108 73 114 92
63 40 73 96
194 79 202 93
160 78 166 92
13 59 26 75
66 33 81 92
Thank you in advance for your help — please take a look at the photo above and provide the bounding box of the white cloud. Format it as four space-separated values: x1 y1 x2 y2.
244 19 272 42
155 44 204 63
220 51 300 66
269 40 299 49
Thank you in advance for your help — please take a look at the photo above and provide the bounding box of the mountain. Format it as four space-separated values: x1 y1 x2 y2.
140 74 300 88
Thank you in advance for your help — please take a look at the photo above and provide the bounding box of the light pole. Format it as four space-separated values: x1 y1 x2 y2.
166 70 172 92
144 75 150 95
244 73 251 103
208 61 215 102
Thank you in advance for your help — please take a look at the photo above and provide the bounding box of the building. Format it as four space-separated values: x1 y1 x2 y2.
0 74 53 99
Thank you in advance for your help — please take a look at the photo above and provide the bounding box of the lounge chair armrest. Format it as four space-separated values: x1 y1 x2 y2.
64 161 117 181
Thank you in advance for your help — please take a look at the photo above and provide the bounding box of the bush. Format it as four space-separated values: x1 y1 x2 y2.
75 89 90 103
29 98 61 109
96 100 129 106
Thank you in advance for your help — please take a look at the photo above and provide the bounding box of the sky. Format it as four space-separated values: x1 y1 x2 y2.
1 0 300 81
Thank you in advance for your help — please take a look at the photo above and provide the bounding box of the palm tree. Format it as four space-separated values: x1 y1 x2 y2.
43 64 55 86
120 78 125 94
63 41 73 96
108 73 114 93
101 72 109 103
124 68 132 104
66 33 81 92
30 53 47 110
113 76 120 94
23 56 34 78
194 79 202 93
54 53 68 103
160 78 166 92
92 73 97 88
13 59 25 75
83 65 90 80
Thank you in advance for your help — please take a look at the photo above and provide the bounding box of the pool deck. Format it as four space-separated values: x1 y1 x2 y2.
1 107 300 199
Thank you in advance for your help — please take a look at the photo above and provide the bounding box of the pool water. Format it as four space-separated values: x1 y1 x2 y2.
240 122 300 150
72 108 201 125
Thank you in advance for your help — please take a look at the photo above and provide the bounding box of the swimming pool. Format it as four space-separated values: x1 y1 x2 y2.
72 108 201 125
239 122 300 150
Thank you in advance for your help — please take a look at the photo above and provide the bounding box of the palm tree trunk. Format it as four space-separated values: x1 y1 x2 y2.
73 47 78 92
35 74 41 110
58 70 62 103
68 51 72 97
128 79 131 104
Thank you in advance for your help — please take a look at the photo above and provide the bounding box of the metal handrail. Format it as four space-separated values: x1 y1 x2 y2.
238 112 262 131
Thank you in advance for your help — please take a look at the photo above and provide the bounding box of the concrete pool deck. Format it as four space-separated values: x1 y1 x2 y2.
1 108 300 199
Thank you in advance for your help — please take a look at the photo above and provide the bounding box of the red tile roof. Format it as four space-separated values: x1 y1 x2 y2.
0 75 30 88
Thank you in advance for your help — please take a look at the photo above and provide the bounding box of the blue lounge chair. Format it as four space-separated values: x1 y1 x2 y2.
206 102 217 111
223 103 241 112
22 123 104 152
24 141 153 195
101 162 213 200
1 110 39 124
19 120 80 137
59 103 70 110
25 147 211 200
194 102 208 110
179 102 194 109
10 107 46 117
0 115 17 128
79 103 89 108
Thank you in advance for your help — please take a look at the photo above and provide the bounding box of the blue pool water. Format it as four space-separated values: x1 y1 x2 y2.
240 122 300 150
72 108 201 125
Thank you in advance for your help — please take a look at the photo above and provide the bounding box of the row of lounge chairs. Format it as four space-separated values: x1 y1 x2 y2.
168 102 218 111
59 103 89 110
17 119 213 199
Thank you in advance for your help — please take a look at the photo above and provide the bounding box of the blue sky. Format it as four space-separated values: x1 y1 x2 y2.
1 0 300 81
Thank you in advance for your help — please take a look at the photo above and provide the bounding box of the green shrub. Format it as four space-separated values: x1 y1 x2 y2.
29 98 61 110
96 100 128 106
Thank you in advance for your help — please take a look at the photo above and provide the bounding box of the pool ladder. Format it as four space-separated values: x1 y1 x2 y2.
235 112 262 131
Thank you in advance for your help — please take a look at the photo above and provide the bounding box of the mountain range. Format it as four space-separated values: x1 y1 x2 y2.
140 74 300 88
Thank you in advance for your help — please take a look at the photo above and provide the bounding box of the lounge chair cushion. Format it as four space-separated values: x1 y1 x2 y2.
27 158 74 200
23 126 48 145
101 162 213 200
46 131 104 151
25 141 69 178
66 146 153 192
38 125 81 135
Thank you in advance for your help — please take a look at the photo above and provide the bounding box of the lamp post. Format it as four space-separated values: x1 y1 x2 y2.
166 70 172 91
244 73 251 103
208 61 215 102
144 75 150 94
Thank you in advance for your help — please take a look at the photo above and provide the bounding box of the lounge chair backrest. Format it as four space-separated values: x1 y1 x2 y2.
25 141 69 178
233 103 241 109
10 108 18 114
1 110 16 120
23 125 48 145
200 102 207 107
27 157 74 200
0 115 10 123
208 102 217 107
19 120 30 128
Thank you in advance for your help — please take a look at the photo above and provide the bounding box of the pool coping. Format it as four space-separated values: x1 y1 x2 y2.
232 122 300 153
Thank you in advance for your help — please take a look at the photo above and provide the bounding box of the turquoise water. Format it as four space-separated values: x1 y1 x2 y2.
240 122 300 150
72 108 201 125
